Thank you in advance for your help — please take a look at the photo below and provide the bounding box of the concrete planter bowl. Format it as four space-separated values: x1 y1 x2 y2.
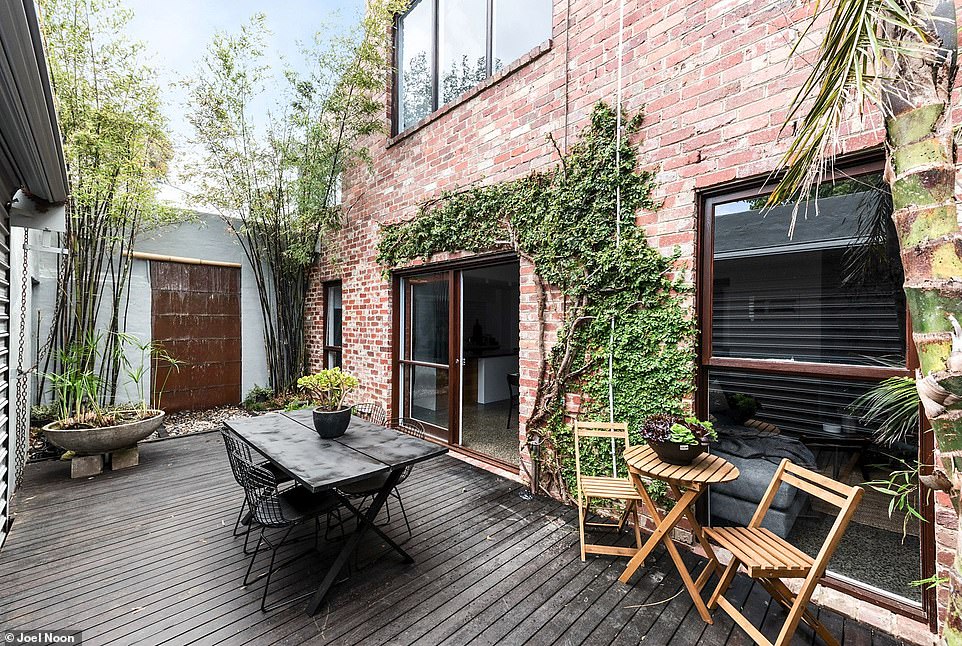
43 410 166 455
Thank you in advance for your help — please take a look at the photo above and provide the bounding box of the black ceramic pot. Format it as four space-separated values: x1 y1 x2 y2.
649 440 707 466
312 407 352 438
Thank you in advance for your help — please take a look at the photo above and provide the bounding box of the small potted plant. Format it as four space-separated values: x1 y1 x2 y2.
640 414 718 466
725 392 760 425
297 368 359 438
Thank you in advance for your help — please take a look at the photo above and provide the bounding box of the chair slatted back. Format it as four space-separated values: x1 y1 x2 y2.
752 458 863 588
573 420 630 484
707 459 863 646
354 402 388 427
750 459 860 529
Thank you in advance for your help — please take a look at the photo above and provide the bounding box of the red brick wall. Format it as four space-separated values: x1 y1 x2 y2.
304 0 954 640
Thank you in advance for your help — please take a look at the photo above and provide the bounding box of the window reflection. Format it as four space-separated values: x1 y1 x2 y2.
400 0 434 130
324 282 343 368
493 0 552 71
396 0 552 133
409 277 449 365
439 0 487 104
705 173 922 603
711 178 905 366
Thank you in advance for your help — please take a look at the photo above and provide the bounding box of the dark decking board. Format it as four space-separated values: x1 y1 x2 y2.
0 432 904 646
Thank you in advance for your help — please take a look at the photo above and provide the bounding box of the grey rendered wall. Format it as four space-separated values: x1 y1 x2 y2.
31 211 269 406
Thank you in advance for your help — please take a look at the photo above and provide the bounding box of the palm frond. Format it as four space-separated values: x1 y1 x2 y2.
767 0 932 223
849 376 920 446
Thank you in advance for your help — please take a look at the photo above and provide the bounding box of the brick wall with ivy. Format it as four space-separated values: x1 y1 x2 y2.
304 0 944 641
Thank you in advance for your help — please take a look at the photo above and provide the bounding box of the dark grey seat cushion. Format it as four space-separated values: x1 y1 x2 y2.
709 488 809 538
710 424 816 511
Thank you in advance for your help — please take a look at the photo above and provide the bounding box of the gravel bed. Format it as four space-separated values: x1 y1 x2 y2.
148 405 253 440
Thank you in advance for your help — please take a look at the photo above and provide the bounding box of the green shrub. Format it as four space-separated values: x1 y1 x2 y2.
243 385 275 411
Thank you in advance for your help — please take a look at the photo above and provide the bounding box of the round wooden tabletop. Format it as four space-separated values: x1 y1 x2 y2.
623 445 739 485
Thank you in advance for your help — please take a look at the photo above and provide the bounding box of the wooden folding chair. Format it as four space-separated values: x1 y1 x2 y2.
705 459 863 646
573 420 645 561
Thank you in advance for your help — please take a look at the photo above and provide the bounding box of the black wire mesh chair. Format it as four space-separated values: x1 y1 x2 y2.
337 417 425 540
221 429 294 553
232 449 345 612
352 402 387 427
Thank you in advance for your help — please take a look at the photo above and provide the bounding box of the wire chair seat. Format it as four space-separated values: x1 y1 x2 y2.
335 418 426 540
249 484 342 528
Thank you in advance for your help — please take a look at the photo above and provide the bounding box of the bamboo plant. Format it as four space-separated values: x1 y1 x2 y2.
37 0 180 405
185 1 408 392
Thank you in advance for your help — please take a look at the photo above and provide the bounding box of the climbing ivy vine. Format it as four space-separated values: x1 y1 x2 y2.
377 103 696 500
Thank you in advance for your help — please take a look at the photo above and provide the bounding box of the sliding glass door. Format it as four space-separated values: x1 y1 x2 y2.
397 260 522 461
400 272 454 439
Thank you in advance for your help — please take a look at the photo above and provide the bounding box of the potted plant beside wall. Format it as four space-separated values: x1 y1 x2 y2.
641 414 718 466
297 368 359 438
42 333 180 460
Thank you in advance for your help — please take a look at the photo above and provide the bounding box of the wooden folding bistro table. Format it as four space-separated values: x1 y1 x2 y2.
618 445 739 623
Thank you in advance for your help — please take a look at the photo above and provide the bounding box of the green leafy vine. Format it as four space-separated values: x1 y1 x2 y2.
377 102 696 501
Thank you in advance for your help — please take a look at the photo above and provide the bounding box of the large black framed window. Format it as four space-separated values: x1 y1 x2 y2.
395 0 553 133
700 167 930 609
324 282 343 369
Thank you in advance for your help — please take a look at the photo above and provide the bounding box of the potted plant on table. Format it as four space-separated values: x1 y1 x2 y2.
297 367 359 438
640 414 718 466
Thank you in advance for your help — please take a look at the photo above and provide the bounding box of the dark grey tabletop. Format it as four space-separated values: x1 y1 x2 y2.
225 411 448 493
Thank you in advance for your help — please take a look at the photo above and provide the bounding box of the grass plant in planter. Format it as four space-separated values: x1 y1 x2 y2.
297 368 359 438
641 414 718 466
42 332 181 456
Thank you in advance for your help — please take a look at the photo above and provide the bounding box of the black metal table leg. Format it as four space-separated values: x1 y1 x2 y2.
337 495 413 561
306 468 409 615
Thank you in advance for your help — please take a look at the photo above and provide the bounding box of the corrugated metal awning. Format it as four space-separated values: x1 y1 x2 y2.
0 0 68 206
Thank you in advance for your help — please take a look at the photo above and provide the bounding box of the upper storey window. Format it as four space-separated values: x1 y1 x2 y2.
396 0 553 133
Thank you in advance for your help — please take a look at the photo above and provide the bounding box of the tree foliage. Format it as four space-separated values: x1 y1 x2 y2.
379 103 696 500
186 1 408 391
38 0 176 403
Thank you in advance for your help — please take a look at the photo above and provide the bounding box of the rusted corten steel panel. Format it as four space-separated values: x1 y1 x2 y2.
150 260 242 412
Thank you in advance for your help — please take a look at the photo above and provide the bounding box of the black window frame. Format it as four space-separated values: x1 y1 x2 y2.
392 0 551 135
324 281 343 369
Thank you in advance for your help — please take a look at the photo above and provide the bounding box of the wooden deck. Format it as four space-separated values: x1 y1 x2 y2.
0 432 905 646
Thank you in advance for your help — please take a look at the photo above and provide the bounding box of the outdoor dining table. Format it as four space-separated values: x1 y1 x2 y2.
225 409 448 615
618 445 739 624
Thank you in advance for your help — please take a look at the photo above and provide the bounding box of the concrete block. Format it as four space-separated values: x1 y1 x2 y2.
110 446 139 470
71 454 103 478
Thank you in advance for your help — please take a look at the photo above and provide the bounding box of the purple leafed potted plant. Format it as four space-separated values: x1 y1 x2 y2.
640 414 718 466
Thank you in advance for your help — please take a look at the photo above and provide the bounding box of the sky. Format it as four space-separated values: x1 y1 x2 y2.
120 0 365 204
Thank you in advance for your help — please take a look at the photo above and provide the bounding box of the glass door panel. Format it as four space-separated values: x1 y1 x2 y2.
401 273 452 439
